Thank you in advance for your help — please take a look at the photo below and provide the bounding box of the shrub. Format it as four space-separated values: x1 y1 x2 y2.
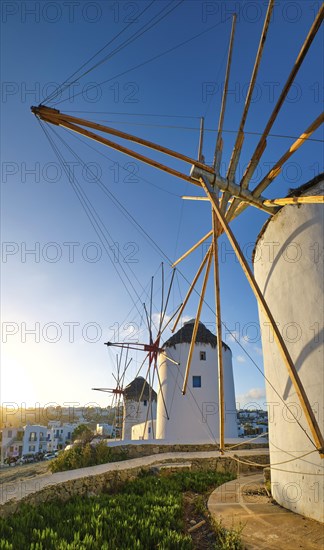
49 442 129 473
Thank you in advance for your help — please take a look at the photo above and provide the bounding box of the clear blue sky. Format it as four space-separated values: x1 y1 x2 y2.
1 1 323 411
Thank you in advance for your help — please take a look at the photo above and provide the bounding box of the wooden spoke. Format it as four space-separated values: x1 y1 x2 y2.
222 0 274 211
200 176 324 456
226 113 324 222
182 248 213 395
172 230 213 267
263 196 324 207
198 117 205 162
182 196 209 201
172 244 212 332
40 114 201 187
32 106 214 175
238 4 324 192
212 205 225 453
159 352 180 366
213 14 237 172
159 268 176 332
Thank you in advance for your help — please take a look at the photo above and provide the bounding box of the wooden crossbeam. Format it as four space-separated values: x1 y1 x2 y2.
32 106 214 175
263 196 324 207
37 113 202 187
172 230 213 267
172 244 212 333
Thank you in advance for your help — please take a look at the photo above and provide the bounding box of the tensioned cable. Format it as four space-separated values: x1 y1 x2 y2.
47 124 175 326
61 125 181 198
46 0 183 105
46 123 164 311
230 449 320 470
74 119 323 143
36 118 317 449
38 119 145 315
42 0 155 104
64 110 201 119
51 15 232 106
47 1 183 104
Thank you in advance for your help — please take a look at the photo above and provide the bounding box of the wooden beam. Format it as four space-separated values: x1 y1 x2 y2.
252 113 324 197
263 196 324 207
222 0 274 211
198 117 205 162
172 244 212 333
200 176 324 457
34 106 215 175
41 114 201 187
182 196 209 201
238 4 324 192
182 249 213 395
172 230 213 267
213 14 237 171
212 205 225 453
226 113 324 223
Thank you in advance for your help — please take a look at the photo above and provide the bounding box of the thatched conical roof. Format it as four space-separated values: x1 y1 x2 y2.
123 376 157 401
163 319 230 351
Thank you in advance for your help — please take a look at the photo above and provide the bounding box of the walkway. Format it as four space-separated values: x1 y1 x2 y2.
208 473 324 550
0 449 268 505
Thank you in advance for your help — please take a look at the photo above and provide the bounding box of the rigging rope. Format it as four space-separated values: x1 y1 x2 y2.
47 0 184 105
51 15 231 106
38 120 145 316
42 0 156 104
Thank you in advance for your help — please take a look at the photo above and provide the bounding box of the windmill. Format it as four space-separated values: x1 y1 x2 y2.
92 348 132 438
104 263 181 439
30 0 324 461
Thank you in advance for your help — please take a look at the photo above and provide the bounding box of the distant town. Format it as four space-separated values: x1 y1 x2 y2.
0 405 268 465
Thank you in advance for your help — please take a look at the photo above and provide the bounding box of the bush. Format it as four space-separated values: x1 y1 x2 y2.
50 442 129 473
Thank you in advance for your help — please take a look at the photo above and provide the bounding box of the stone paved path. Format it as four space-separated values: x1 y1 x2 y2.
208 473 324 550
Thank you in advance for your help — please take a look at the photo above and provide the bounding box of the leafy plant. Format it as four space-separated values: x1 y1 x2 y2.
0 470 236 549
49 441 129 472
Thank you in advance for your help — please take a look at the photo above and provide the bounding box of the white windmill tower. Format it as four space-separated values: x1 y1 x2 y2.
253 173 324 522
156 319 238 443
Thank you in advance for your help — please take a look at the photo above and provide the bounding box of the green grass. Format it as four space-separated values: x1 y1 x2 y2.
0 470 235 549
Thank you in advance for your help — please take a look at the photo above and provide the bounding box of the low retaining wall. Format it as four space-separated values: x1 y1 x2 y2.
0 452 269 518
106 442 268 459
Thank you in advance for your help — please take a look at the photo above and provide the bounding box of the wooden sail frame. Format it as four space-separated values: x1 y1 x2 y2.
32 2 324 455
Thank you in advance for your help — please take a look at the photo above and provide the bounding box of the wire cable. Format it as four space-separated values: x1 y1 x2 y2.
38 119 145 316
51 15 231 106
48 0 183 105
43 1 156 104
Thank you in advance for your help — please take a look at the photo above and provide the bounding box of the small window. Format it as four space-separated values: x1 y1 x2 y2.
200 351 206 361
148 427 151 434
143 400 147 406
192 375 201 388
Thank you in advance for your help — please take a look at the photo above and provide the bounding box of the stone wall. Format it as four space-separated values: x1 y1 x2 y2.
0 452 269 518
106 442 268 459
